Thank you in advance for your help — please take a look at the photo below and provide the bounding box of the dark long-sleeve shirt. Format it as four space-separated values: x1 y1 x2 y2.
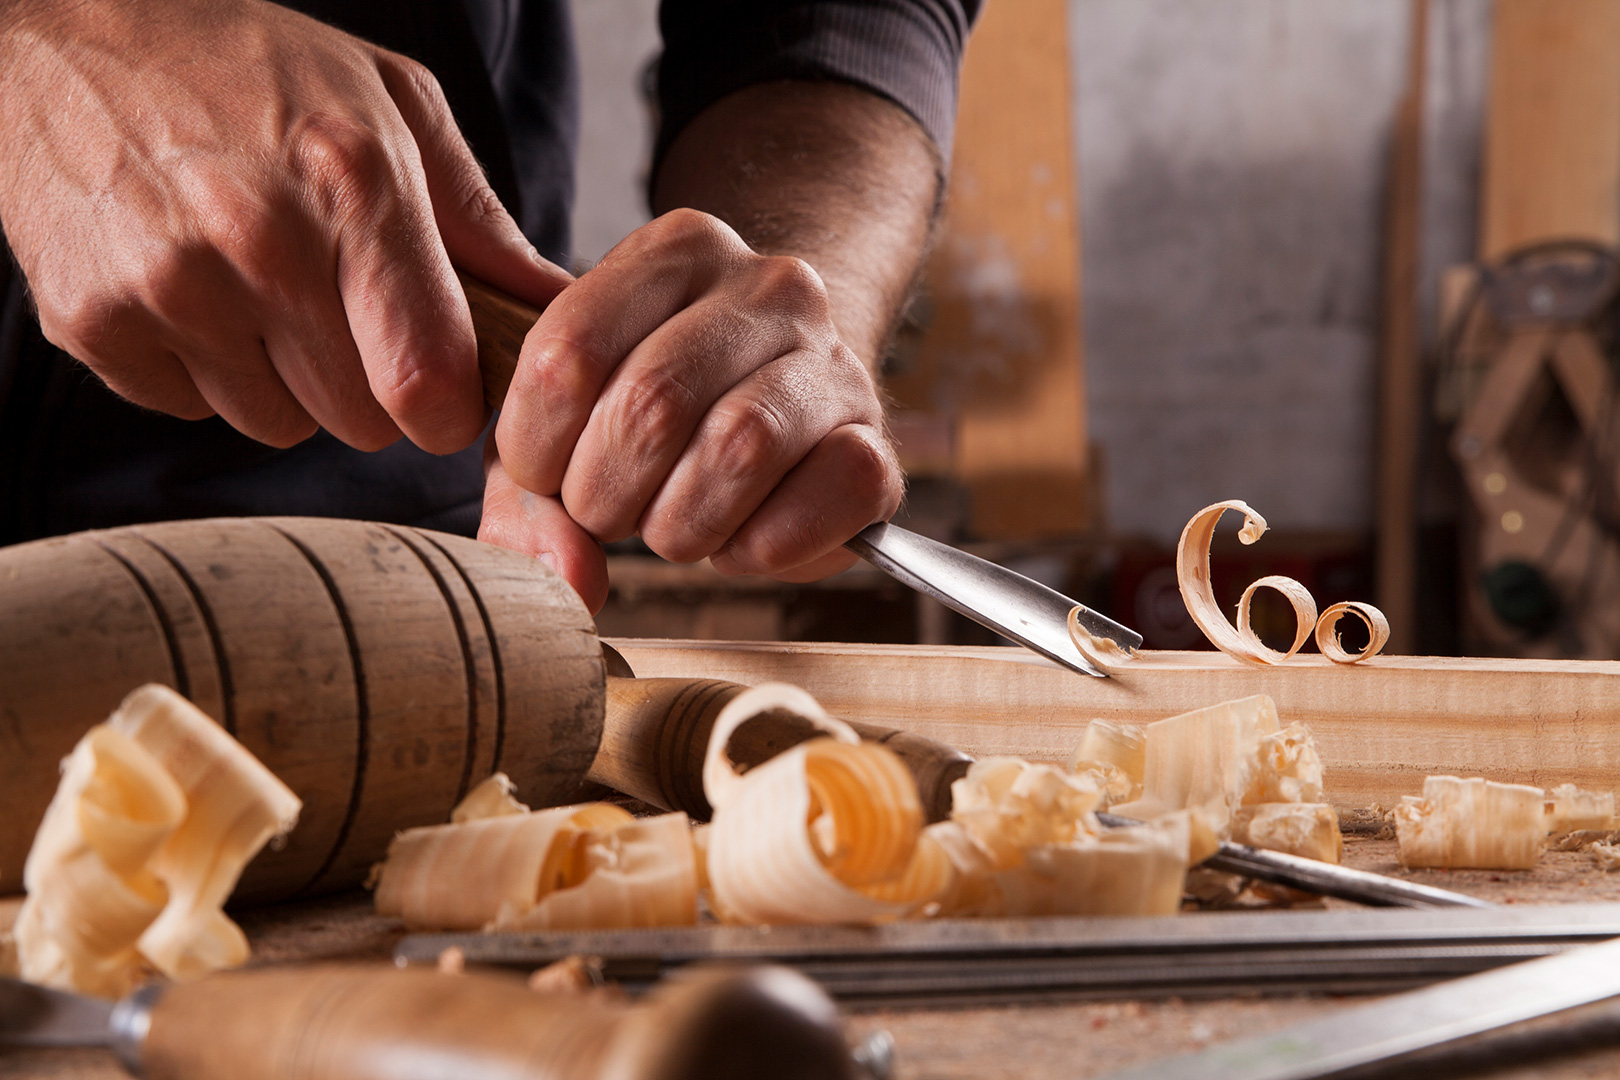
0 0 978 544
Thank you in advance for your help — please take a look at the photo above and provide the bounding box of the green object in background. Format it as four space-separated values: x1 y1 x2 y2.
1482 560 1561 638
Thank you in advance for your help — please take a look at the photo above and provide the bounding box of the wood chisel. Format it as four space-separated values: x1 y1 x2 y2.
844 521 1141 678
461 272 1145 680
1092 929 1620 1080
397 903 1620 1008
0 963 863 1080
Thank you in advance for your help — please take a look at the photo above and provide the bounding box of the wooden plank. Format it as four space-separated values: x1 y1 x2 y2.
1480 0 1620 258
891 0 1090 539
609 639 1620 811
1375 0 1427 654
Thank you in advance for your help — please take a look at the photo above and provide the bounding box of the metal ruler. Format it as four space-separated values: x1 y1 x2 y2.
397 903 1620 1009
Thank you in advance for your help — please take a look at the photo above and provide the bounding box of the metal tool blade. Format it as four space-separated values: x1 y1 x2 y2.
397 904 1620 1009
1095 931 1620 1080
0 977 113 1048
1093 812 1492 910
845 522 1141 678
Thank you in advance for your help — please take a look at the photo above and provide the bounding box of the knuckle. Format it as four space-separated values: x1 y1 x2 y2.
838 426 904 508
525 336 601 409
289 114 400 216
755 254 827 307
639 207 736 261
608 369 698 445
371 357 457 418
708 398 788 479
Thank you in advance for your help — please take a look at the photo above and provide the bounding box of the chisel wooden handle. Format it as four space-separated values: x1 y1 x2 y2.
593 676 971 823
462 271 539 409
138 963 855 1080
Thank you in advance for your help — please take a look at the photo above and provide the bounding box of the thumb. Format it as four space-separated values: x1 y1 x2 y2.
479 441 609 613
376 51 573 310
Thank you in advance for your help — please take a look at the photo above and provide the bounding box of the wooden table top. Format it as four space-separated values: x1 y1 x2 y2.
9 838 1620 1080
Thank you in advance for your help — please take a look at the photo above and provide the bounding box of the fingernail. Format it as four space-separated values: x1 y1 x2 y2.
537 551 558 572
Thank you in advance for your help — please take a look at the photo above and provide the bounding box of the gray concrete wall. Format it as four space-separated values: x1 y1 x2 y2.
1074 0 1488 543
568 0 660 269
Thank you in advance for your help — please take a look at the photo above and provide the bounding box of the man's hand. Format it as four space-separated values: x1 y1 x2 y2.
481 82 936 608
484 209 903 606
0 0 568 453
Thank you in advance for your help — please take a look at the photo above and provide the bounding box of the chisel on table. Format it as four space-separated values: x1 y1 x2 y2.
0 963 862 1080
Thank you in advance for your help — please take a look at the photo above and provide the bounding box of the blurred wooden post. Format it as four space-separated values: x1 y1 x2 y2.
890 0 1090 540
1481 0 1620 256
1375 0 1427 655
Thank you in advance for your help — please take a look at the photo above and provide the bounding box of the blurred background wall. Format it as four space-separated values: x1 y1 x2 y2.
570 0 1620 660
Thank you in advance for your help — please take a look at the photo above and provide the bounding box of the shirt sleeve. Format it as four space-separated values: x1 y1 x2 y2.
655 0 982 165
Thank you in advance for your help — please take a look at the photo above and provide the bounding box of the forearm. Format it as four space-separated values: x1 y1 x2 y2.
651 79 941 372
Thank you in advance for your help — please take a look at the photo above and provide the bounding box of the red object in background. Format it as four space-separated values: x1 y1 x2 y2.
1110 538 1373 652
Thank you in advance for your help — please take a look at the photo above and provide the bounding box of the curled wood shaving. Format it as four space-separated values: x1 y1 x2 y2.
1067 608 1134 670
702 683 937 925
16 685 300 997
1177 500 1390 664
373 805 698 932
1314 602 1391 664
1395 776 1547 870
925 759 1187 918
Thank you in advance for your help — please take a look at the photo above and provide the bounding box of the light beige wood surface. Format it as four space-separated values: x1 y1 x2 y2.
609 639 1620 809
1481 0 1620 257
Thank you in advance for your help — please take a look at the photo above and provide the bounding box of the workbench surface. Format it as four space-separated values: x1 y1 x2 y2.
9 839 1620 1080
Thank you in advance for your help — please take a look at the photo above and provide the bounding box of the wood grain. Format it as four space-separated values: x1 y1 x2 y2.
885 0 1091 538
139 963 848 1080
593 676 970 822
609 639 1620 810
1374 0 1427 654
1481 0 1620 257
0 518 602 902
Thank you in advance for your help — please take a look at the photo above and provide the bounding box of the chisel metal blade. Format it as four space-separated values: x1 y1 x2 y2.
846 522 1141 679
1095 933 1620 1080
0 976 113 1048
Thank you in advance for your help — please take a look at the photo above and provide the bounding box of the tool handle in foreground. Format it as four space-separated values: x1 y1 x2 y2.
138 963 855 1080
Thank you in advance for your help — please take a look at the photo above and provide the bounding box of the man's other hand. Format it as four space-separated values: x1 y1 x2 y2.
0 0 569 453
484 209 904 606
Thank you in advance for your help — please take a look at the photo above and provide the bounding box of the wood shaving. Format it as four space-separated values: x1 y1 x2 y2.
701 683 938 925
1232 804 1343 864
1590 841 1620 872
922 759 1188 918
373 805 698 932
1395 776 1547 870
1068 720 1145 806
451 773 530 824
15 685 300 997
1314 602 1391 664
528 954 605 994
1112 695 1283 834
1177 500 1390 664
1546 783 1617 837
1067 608 1135 670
